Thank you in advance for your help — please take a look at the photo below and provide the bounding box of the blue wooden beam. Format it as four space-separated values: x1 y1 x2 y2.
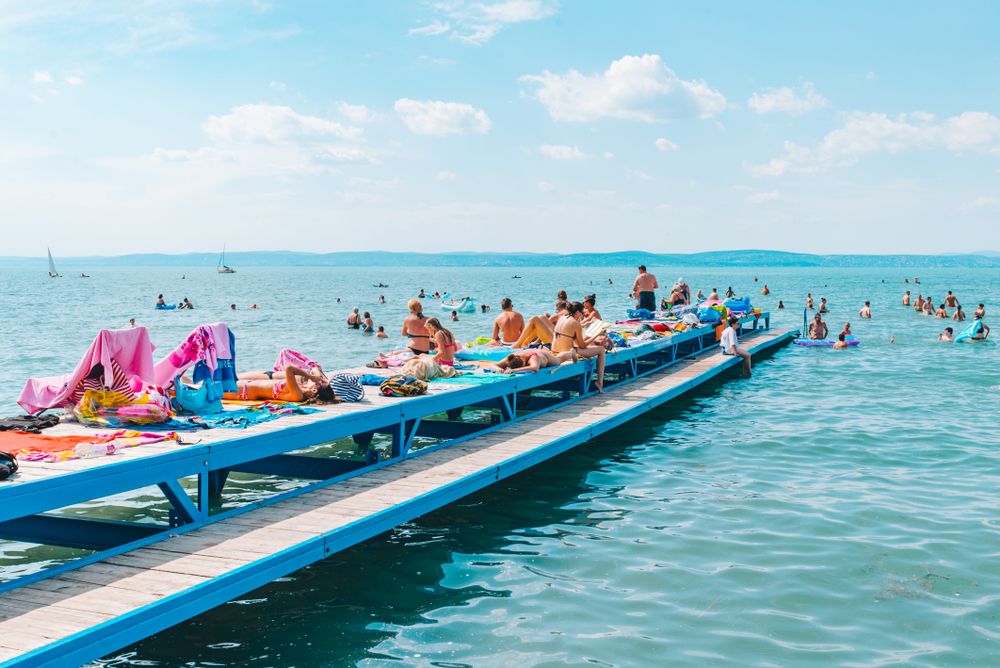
228 455 365 480
0 515 163 551
157 479 204 526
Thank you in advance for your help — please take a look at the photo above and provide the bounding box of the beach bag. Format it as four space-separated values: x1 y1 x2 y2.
379 375 427 397
173 376 224 414
330 373 364 402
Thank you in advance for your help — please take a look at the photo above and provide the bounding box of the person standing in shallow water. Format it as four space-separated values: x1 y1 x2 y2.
902 291 911 306
631 265 658 312
858 301 871 318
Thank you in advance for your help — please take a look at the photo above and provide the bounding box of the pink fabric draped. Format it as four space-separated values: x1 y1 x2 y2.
152 324 223 387
273 349 320 372
18 328 156 415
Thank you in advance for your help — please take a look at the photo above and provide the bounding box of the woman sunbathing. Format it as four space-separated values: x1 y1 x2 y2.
225 365 337 403
515 300 569 348
487 348 576 374
552 302 607 392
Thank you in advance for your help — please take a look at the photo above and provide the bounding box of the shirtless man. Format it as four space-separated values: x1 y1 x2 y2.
491 297 525 346
945 291 958 308
806 293 814 310
922 299 934 316
631 265 659 312
346 308 361 329
709 288 720 301
939 327 954 342
761 284 770 296
902 290 911 306
832 333 851 350
934 304 947 318
858 301 871 318
808 313 829 340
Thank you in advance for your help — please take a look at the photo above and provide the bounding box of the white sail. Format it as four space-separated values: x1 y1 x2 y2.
47 248 59 278
217 244 235 273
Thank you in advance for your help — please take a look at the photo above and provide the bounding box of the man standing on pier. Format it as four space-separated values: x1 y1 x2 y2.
631 265 659 312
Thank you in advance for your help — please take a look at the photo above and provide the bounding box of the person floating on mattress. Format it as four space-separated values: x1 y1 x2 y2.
552 302 606 392
225 365 337 403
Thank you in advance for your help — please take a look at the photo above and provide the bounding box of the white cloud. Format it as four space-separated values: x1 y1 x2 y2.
537 180 555 192
203 104 363 143
626 168 654 181
409 0 557 45
269 81 288 91
748 83 828 115
0 143 56 164
408 20 451 37
33 70 52 84
603 151 614 160
436 170 457 180
964 196 1000 210
747 111 1000 176
337 101 378 123
538 144 588 160
746 190 780 204
655 137 678 152
394 98 491 136
521 54 726 123
64 75 84 86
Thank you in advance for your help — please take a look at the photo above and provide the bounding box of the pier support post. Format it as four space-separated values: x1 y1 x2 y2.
446 407 464 421
352 431 375 447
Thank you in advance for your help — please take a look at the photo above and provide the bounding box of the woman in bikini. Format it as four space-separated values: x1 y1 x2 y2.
552 302 607 392
424 318 458 366
515 300 570 348
224 365 337 403
487 348 576 374
401 299 432 355
582 294 602 325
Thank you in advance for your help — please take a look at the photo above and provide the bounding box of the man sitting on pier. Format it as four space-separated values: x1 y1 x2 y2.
720 316 751 376
491 297 525 347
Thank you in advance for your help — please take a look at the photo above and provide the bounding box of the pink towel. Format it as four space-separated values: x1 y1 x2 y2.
273 349 320 372
18 328 156 415
153 324 223 387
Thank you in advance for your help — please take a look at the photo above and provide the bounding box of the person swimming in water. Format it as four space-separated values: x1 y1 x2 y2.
934 304 947 318
953 304 966 321
902 290 911 306
939 327 954 342
777 300 784 309
451 310 459 321
858 301 871 318
806 293 814 310
945 291 958 308
761 284 770 296
808 313 829 340
347 308 361 329
230 303 237 311
376 326 388 339
418 289 426 298
974 304 986 319
832 333 850 350
709 288 719 301
840 322 852 338
819 297 828 314
362 312 375 334
725 286 736 299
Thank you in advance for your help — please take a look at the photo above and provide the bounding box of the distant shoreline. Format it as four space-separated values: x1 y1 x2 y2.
3 249 999 269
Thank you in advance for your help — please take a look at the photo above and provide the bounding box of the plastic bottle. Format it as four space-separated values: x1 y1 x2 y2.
73 442 121 458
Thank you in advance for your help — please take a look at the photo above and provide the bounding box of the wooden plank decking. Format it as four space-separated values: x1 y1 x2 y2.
0 328 794 667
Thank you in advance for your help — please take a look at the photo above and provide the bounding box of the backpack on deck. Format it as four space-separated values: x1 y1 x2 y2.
379 375 427 397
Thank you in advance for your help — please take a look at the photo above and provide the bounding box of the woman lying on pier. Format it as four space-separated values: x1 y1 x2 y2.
478 348 577 374
224 365 338 403
552 302 607 392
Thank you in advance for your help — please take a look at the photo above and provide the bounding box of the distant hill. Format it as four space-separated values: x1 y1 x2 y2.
2 250 999 268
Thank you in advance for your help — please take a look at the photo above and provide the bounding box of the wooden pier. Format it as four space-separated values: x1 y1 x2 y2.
0 316 794 667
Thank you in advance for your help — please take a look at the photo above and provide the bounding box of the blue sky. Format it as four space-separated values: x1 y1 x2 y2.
2 0 999 256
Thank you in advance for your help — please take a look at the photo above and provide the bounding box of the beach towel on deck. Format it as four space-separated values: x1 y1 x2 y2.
274 349 321 372
18 327 156 415
154 323 235 398
192 325 237 393
0 429 179 463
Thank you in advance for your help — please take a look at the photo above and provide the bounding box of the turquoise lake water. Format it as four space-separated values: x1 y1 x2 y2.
0 265 997 666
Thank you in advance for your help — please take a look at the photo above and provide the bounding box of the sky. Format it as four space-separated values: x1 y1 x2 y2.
2 0 999 257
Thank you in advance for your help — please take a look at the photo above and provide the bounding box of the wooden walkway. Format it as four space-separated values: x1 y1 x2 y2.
0 328 793 667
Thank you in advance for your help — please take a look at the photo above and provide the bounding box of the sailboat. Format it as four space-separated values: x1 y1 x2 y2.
47 248 60 278
217 245 236 274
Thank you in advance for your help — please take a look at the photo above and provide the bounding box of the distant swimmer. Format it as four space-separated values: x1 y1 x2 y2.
832 333 851 350
819 297 828 314
939 327 955 342
709 288 719 301
631 265 659 312
806 293 814 310
975 304 986 319
512 275 522 279
492 297 525 346
250 304 260 310
128 318 136 328
696 288 705 301
858 301 871 318
904 278 909 284
230 303 237 311
902 290 911 306
777 300 785 309
180 297 194 310
914 277 920 284
451 310 459 321
914 294 924 311
379 295 386 304
725 286 736 299
808 313 829 340
362 312 375 334
954 304 966 321
376 326 388 339
608 278 614 285
418 289 426 298
156 294 166 306
945 291 958 308
433 291 441 299
761 284 770 296
557 290 568 302
935 304 947 318
347 308 361 329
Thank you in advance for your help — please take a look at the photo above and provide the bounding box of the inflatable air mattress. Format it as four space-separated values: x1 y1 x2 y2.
793 337 859 347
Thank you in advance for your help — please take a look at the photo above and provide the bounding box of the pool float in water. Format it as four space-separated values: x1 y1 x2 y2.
440 294 478 313
793 336 859 347
155 303 177 310
954 320 986 342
